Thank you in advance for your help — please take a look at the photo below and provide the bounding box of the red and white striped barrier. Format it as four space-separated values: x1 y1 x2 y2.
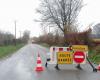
49 47 71 64
50 47 71 52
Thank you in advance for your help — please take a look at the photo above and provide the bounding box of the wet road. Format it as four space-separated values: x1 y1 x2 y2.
0 44 99 80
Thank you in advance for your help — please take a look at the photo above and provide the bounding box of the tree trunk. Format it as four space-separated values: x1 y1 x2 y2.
63 32 69 46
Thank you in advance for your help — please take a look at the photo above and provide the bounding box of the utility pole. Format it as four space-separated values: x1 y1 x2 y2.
14 20 16 46
19 31 22 43
19 31 22 39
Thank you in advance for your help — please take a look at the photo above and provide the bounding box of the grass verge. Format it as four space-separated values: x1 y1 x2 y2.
88 50 100 64
0 44 24 59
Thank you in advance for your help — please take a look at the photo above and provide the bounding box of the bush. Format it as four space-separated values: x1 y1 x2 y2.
89 45 100 64
64 28 92 46
94 45 100 54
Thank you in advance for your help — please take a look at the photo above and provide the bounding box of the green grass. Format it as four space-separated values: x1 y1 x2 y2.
0 44 24 59
88 50 100 64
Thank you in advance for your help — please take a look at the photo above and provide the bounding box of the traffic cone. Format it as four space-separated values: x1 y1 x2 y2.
35 53 44 71
97 64 100 71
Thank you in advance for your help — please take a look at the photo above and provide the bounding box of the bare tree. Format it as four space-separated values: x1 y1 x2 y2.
92 23 100 38
37 0 83 45
22 30 30 43
0 31 15 45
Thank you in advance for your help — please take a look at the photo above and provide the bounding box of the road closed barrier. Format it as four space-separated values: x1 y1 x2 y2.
46 45 98 72
48 45 88 65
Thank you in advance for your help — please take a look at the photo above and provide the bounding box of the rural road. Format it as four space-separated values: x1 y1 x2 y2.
0 44 99 80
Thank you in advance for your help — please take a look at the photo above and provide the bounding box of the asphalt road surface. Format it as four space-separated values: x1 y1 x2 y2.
0 44 100 80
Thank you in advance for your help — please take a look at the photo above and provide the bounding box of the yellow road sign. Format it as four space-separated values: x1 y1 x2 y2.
72 45 88 51
57 52 73 64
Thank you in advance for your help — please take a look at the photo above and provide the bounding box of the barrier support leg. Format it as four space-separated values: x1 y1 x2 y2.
45 62 48 67
76 64 83 70
55 64 60 70
86 57 97 72
45 58 51 68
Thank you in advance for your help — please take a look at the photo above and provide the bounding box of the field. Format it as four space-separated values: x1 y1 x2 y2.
0 44 24 59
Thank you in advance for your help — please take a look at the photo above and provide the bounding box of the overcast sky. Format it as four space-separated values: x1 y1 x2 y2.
0 0 99 38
